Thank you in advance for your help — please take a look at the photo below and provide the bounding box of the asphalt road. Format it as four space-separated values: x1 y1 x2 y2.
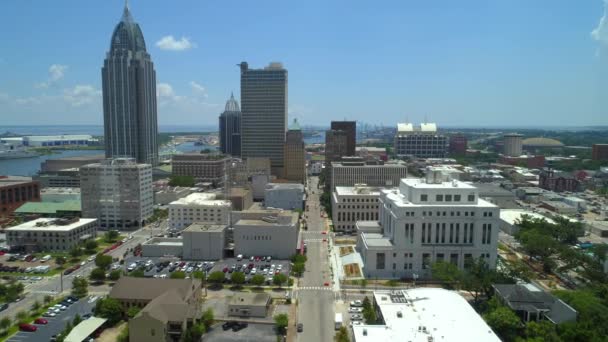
296 176 335 342
6 296 96 342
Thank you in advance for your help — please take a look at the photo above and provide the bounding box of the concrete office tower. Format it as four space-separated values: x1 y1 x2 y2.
239 62 288 176
80 158 153 230
283 119 305 183
102 3 158 165
331 121 356 156
394 123 448 158
503 133 523 157
219 93 241 157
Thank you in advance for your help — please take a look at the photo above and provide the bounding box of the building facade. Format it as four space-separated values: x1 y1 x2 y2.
330 160 408 190
80 158 153 230
233 209 299 259
102 3 158 165
182 223 226 260
6 218 97 252
167 193 231 230
219 93 241 157
449 134 468 156
592 144 608 161
171 153 229 186
240 61 288 176
264 183 305 210
356 173 500 279
394 123 448 158
539 169 581 192
330 121 356 156
332 185 381 233
325 129 348 169
0 176 40 217
283 119 305 183
503 133 524 157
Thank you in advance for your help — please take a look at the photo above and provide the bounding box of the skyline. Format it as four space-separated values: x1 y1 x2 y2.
1 0 608 127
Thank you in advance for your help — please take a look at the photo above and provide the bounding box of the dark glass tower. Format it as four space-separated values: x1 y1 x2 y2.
102 3 158 165
219 93 241 157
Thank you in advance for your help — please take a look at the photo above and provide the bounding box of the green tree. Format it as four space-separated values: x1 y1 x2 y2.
84 239 98 252
170 271 186 279
251 274 265 287
104 230 120 243
94 298 123 325
95 253 113 269
290 254 307 264
192 270 205 280
16 310 28 324
274 313 289 334
0 317 11 333
231 271 245 286
272 273 288 287
72 277 88 298
189 323 205 341
362 296 376 324
201 308 214 330
360 278 368 289
207 271 225 285
30 300 40 311
130 269 145 278
335 326 350 342
169 175 195 187
524 321 561 342
483 306 521 341
127 307 141 319
43 295 53 304
55 256 67 268
72 313 82 326
292 263 305 277
109 270 122 281
90 268 106 282
117 326 129 342
69 246 82 258
431 261 462 289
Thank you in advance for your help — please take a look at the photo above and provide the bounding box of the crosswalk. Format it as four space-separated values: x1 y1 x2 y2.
297 286 333 291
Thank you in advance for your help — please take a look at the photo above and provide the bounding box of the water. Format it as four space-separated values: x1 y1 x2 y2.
0 149 104 176
0 125 218 136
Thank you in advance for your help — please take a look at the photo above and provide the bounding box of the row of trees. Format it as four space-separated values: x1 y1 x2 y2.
291 254 307 277
0 281 24 302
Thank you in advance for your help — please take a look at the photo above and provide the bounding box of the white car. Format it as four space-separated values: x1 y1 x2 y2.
52 308 61 313
59 305 68 311
250 268 257 275
350 300 363 307
350 314 363 320
350 321 362 327
80 261 86 266
349 307 363 313
160 274 167 278
87 256 95 262
45 312 56 317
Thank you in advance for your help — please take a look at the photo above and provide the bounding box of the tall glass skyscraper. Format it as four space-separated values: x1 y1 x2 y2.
219 93 241 157
101 3 158 165
239 62 288 176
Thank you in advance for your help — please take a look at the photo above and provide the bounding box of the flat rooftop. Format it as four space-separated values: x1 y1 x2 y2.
402 178 475 190
184 223 227 232
0 176 35 187
266 183 304 191
335 186 381 196
499 209 555 226
352 289 500 342
229 293 271 306
170 193 231 206
6 218 96 232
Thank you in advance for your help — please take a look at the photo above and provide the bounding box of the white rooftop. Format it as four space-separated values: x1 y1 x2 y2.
396 122 438 133
352 288 500 342
335 186 381 196
499 209 555 226
169 193 231 207
6 218 97 232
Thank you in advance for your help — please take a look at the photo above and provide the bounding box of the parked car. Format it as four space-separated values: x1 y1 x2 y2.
19 323 37 332
222 321 236 331
350 300 363 307
350 314 363 320
349 307 363 313
43 311 56 317
34 318 48 325
297 323 303 332
232 322 248 332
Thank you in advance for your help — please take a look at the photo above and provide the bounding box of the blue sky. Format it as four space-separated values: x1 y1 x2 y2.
1 0 607 127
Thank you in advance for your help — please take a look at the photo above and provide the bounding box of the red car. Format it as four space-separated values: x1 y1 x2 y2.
321 231 327 235
324 282 330 287
222 267 229 273
19 323 37 332
34 318 48 325
248 263 254 269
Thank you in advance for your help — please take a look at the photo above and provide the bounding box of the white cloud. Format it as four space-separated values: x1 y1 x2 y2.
189 81 208 98
155 35 196 51
36 64 68 88
592 0 608 46
63 85 101 107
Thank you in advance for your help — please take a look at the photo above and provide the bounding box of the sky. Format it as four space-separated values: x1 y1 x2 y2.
1 0 607 128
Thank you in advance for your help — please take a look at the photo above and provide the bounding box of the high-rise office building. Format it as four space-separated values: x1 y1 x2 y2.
394 123 448 158
283 119 305 183
239 62 288 176
502 133 523 157
325 129 348 167
330 121 356 156
80 158 153 230
102 3 158 165
219 93 241 157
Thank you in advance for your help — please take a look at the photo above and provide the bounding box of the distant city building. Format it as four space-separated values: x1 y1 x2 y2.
6 218 97 252
283 119 305 183
324 129 349 172
330 159 407 190
449 134 468 155
351 289 500 342
227 187 253 211
539 169 581 193
356 147 387 161
0 176 40 217
40 154 105 173
502 133 524 157
0 135 97 147
240 61 288 176
80 158 153 230
309 161 323 175
168 193 231 230
232 208 299 259
332 185 380 233
219 93 241 157
264 183 305 210
171 153 229 186
394 123 448 158
356 171 499 279
522 137 564 153
500 155 545 169
102 3 158 165
592 144 608 161
330 121 356 156
153 186 192 206
35 169 81 188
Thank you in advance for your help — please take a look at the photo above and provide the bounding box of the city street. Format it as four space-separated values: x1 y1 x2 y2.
296 176 335 342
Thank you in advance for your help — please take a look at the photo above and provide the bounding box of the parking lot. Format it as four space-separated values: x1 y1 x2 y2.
204 323 278 342
6 296 96 342
122 256 291 285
